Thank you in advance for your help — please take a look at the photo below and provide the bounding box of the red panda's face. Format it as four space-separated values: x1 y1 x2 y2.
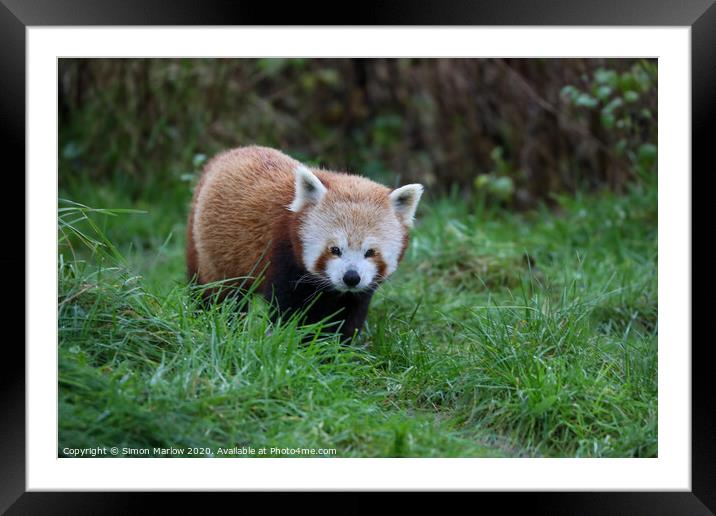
289 165 423 293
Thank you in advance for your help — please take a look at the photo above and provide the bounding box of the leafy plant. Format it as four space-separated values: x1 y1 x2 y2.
561 60 658 179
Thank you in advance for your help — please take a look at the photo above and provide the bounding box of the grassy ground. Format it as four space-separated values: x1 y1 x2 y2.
58 173 657 458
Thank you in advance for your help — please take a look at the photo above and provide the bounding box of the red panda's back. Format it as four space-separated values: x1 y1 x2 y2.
187 146 300 286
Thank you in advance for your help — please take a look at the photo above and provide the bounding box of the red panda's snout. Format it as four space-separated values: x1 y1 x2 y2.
322 246 381 293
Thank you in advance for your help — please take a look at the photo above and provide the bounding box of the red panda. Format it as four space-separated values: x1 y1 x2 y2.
187 146 423 341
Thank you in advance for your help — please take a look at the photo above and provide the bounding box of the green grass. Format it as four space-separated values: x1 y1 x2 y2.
58 176 657 458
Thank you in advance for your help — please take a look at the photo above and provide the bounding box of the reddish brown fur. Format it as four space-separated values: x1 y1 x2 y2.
188 147 296 288
313 247 334 275
373 254 388 280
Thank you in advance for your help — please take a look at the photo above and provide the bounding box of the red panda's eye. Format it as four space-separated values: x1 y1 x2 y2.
330 246 342 256
364 249 376 258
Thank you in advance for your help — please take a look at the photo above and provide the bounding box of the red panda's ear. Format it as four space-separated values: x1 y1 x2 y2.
389 184 424 227
289 165 327 212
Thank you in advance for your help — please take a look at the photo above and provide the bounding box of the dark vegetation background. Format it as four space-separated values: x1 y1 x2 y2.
58 58 658 458
59 58 656 204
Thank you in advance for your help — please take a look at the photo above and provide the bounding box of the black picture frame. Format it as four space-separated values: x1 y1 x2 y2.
2 0 709 512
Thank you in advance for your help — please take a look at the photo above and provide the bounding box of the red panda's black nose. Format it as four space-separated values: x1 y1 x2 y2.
343 270 361 287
